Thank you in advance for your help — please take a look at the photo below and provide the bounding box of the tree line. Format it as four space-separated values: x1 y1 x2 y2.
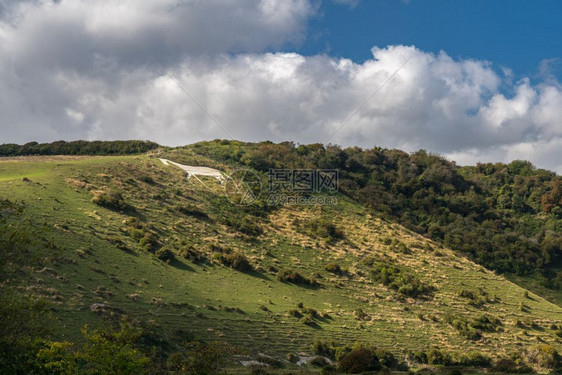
0 140 160 156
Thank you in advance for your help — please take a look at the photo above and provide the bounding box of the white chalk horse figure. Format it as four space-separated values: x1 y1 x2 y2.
159 158 226 188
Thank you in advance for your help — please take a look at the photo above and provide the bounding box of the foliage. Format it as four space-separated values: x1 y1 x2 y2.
181 246 207 263
300 218 345 242
366 259 434 298
337 344 402 373
221 215 263 236
325 262 343 274
338 347 381 373
91 190 128 211
444 313 502 340
214 251 254 272
0 140 159 156
277 269 319 287
492 358 536 373
311 339 337 360
525 344 561 369
37 323 149 375
155 247 175 262
0 224 52 374
164 341 237 374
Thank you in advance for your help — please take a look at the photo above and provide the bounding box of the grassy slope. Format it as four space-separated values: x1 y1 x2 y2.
1 152 561 366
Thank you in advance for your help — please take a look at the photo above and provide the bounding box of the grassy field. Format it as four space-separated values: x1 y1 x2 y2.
1 151 561 371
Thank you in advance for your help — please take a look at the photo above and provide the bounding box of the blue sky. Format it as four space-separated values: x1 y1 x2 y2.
299 0 562 83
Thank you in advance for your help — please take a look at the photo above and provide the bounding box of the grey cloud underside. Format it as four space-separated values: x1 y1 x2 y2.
0 0 560 173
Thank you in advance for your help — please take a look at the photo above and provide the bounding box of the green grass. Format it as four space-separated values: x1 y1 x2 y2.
1 152 561 370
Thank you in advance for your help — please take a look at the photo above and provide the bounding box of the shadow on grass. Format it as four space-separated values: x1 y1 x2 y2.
169 258 195 272
244 269 271 280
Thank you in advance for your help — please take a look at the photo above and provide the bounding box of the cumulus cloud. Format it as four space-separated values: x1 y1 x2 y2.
0 0 561 173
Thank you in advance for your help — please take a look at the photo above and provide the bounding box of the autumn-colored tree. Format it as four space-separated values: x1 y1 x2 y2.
541 180 562 213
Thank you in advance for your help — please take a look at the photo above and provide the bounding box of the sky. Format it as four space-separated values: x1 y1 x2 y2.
0 0 561 173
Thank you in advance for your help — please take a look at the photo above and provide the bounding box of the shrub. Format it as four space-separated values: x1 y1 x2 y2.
526 344 561 369
492 358 535 373
427 348 451 365
302 218 344 242
215 252 253 272
309 356 329 367
302 307 320 319
288 309 302 318
368 260 434 298
458 288 492 307
277 269 318 287
338 347 381 373
325 262 342 274
408 350 428 364
181 246 207 263
300 316 318 327
138 175 154 184
91 190 128 211
37 322 149 374
374 348 399 369
311 339 336 359
222 215 263 236
155 247 175 262
139 231 160 253
353 308 369 321
457 351 492 367
472 314 502 332
444 313 500 341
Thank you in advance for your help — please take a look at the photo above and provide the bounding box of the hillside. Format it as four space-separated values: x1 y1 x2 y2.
1 143 561 373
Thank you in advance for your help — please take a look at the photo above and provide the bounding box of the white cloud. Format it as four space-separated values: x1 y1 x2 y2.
0 0 561 174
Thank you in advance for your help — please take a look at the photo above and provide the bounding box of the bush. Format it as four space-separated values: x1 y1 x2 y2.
300 316 318 327
181 246 207 263
139 231 160 253
36 323 149 374
222 216 263 236
277 269 318 287
338 347 381 373
493 358 535 373
337 345 403 373
309 356 329 367
138 175 154 184
91 190 128 211
526 344 561 369
155 247 175 262
215 252 253 272
374 348 399 369
426 348 451 365
457 351 492 367
368 260 434 298
325 262 342 274
300 306 317 316
408 350 428 364
311 339 336 360
288 309 302 318
302 218 344 242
